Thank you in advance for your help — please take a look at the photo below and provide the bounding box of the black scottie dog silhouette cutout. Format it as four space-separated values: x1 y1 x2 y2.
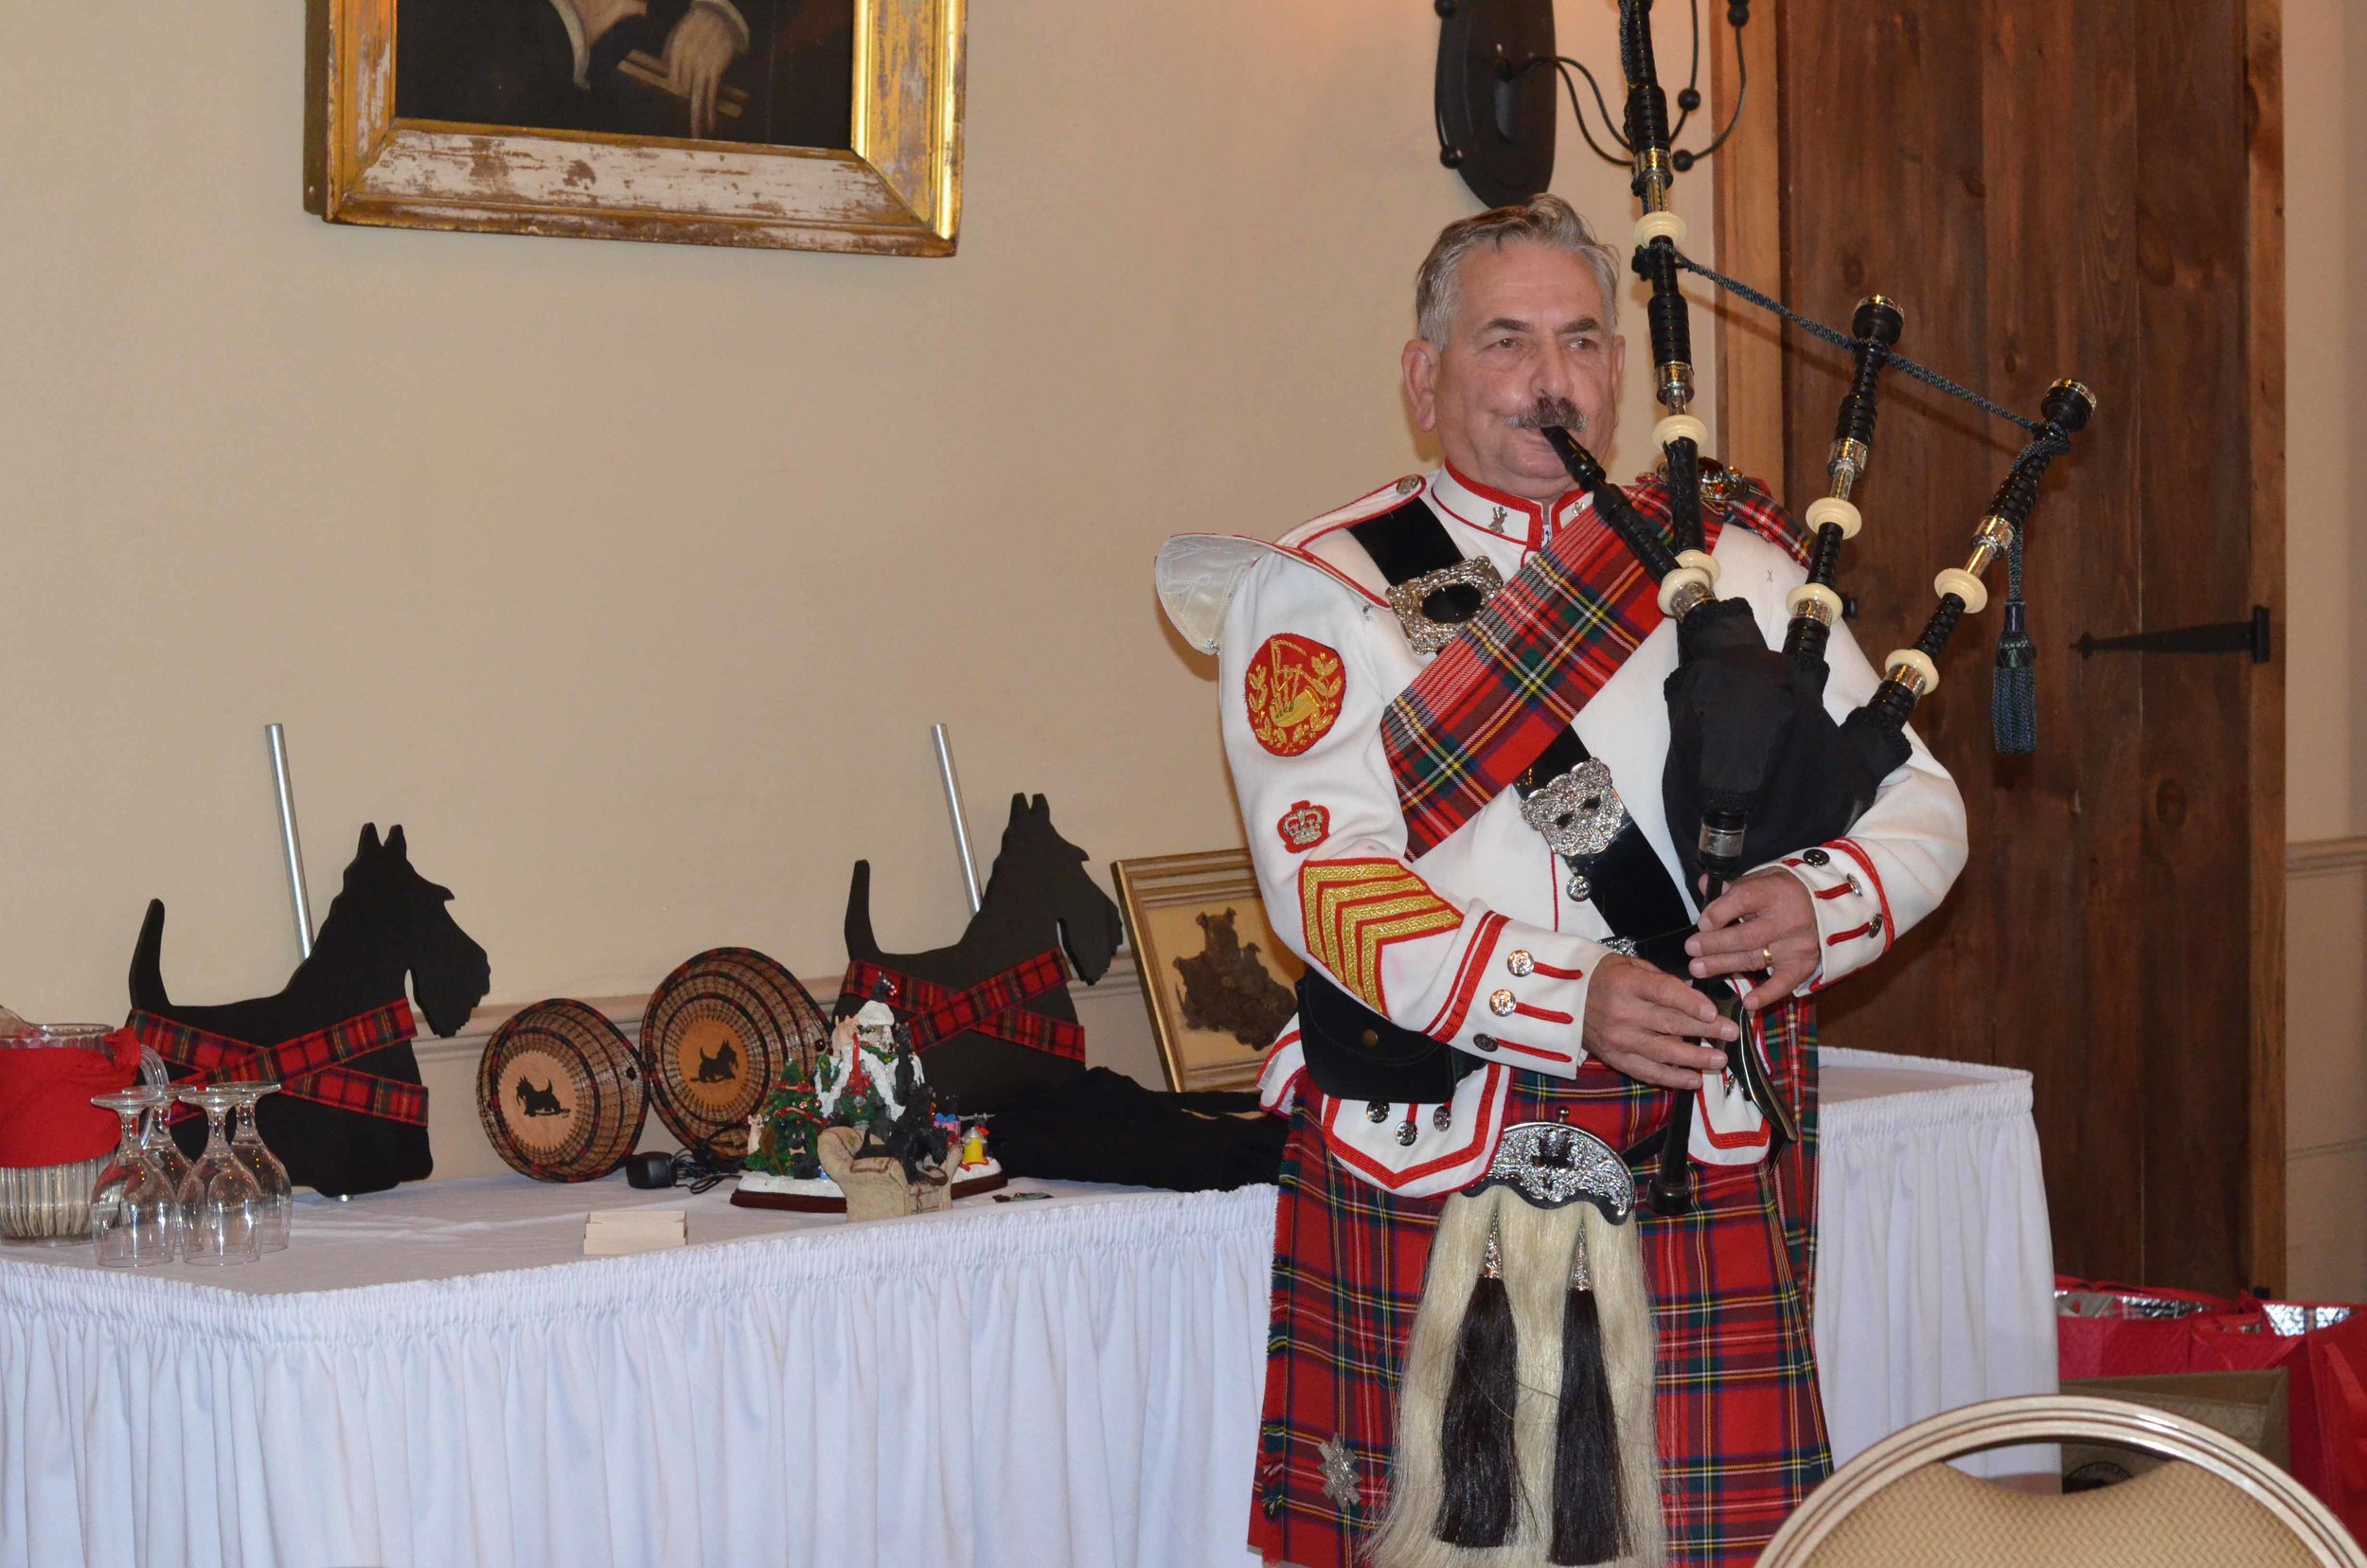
128 824 491 1198
842 794 1122 1115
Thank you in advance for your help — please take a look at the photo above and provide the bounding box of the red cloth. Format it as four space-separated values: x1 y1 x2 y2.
0 1029 143 1167
2058 1276 2367 1542
840 951 1085 1061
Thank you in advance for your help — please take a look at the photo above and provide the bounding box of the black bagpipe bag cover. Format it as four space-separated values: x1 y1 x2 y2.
1660 598 1908 893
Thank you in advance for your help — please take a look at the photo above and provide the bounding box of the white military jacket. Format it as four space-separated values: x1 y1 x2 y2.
1156 465 1969 1198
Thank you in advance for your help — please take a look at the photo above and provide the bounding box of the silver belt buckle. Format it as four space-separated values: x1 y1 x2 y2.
1521 757 1628 859
1384 558 1504 655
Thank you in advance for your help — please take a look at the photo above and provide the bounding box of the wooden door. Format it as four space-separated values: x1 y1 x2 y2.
1713 0 2286 1294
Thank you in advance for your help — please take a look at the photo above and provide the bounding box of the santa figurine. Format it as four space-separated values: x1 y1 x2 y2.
815 999 916 1127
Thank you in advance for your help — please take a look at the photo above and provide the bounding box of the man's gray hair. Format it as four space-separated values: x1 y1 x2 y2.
1415 195 1623 348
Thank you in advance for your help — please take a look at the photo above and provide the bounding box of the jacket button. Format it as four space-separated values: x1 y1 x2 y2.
1487 989 1517 1016
1866 911 1884 936
1846 874 1863 897
1366 1100 1389 1123
1505 950 1535 977
1395 474 1422 495
1802 846 1830 867
1432 1105 1452 1131
1395 1119 1418 1147
1360 1028 1380 1048
1473 1034 1499 1052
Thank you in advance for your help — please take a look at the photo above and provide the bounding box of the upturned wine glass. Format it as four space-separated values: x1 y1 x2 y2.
172 1086 261 1266
133 1085 190 1198
224 1082 292 1252
89 1091 181 1268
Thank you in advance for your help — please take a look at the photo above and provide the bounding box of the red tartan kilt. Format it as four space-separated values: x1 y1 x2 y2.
1250 1056 1829 1568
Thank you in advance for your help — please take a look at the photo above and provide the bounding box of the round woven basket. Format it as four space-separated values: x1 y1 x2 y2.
639 949 829 1159
477 1000 648 1182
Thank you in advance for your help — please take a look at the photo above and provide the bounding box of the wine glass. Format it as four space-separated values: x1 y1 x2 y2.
224 1082 292 1253
172 1086 261 1266
133 1085 191 1198
88 1092 180 1268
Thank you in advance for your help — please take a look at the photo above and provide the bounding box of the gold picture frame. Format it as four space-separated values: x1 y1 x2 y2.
1112 850 1306 1095
303 0 965 255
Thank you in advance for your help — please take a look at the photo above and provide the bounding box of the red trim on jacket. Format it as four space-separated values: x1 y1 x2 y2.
1316 1064 1509 1186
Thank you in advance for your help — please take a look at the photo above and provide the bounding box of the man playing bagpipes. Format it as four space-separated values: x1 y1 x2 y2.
1153 196 1968 1566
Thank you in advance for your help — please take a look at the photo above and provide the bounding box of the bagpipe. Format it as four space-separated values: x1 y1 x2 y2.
1379 11 2098 1563
1545 0 2094 1219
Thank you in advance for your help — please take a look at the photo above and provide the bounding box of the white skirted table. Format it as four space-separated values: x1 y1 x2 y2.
1811 1047 2059 1476
0 1050 2053 1567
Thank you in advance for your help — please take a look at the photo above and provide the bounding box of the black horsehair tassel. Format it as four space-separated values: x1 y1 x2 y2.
1437 1217 1522 1546
1991 527 2037 755
1548 1226 1628 1567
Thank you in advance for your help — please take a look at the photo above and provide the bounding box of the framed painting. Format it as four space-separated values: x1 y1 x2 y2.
303 0 964 255
1112 850 1306 1095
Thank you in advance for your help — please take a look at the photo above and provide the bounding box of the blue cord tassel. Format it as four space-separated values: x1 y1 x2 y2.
1991 531 2037 755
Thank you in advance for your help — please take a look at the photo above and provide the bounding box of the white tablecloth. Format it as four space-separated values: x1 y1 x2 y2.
1813 1046 2059 1476
0 1049 2056 1566
0 1177 1272 1568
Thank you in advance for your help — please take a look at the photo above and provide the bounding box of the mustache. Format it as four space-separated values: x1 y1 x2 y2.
1509 398 1585 433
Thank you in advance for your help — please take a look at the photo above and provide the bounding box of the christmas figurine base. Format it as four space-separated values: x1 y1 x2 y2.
730 1160 1006 1213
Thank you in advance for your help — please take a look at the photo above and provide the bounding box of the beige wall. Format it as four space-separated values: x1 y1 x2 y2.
2287 0 2366 842
2283 0 2366 1300
0 3 1716 1027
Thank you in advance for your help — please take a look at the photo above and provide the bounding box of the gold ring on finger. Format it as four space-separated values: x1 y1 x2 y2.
1759 945 1773 971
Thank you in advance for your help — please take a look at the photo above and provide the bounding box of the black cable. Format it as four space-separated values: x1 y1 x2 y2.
1692 19 1750 160
1550 56 1633 159
1670 0 1702 143
1667 249 2047 434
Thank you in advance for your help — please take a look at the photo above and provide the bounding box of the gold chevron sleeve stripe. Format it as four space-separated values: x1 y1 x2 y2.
1298 860 1465 1014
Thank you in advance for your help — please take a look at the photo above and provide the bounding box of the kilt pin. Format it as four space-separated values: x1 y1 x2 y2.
1153 462 1967 1567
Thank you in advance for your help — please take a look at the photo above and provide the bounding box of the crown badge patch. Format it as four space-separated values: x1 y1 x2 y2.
1276 799 1331 853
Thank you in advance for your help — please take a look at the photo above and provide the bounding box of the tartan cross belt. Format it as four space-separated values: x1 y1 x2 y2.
839 949 1083 1062
127 1000 425 1128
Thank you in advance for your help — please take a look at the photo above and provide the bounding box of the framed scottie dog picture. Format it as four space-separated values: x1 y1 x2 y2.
1112 850 1305 1095
304 0 965 255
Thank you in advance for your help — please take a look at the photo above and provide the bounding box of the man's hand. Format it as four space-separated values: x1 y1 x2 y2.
1687 867 1819 1011
1581 953 1735 1090
664 7 740 139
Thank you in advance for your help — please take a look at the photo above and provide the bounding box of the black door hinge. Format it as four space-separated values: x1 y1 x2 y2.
2073 604 2270 663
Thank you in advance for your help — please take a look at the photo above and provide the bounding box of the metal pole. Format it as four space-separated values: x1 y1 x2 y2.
265 723 315 959
931 723 983 915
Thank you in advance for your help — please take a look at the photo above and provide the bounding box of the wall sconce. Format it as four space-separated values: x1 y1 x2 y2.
1434 0 1754 208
